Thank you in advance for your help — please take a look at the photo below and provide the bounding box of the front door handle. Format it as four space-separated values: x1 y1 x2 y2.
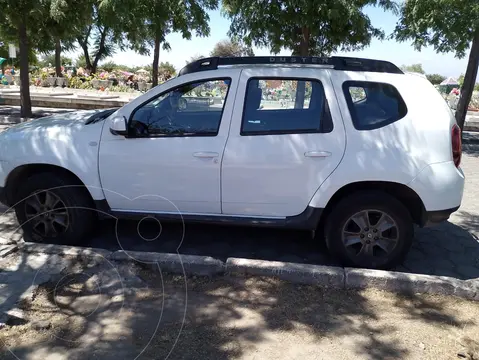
193 152 219 158
304 151 332 158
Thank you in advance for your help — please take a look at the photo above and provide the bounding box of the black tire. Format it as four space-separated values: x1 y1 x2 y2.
14 172 96 244
324 191 413 270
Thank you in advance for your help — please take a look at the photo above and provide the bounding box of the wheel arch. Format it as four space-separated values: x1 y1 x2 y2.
317 181 426 231
4 163 100 207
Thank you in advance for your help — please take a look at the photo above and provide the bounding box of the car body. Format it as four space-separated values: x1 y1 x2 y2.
0 56 465 269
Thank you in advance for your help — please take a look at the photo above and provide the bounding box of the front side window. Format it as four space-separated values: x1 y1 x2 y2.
343 81 407 130
129 78 231 137
241 78 332 135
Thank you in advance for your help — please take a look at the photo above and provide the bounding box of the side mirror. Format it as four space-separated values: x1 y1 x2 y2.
110 116 128 136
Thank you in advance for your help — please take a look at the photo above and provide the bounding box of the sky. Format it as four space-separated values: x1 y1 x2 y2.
72 6 469 78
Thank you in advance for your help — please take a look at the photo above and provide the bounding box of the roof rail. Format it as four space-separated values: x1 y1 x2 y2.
178 56 403 76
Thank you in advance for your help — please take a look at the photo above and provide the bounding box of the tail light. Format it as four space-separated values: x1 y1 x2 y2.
451 124 462 168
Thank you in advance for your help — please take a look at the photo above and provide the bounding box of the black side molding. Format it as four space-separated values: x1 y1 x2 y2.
106 205 323 230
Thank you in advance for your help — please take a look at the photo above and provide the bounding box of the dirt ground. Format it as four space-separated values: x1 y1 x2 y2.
1 259 478 360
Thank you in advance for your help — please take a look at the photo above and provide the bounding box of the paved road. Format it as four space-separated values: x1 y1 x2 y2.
1 147 478 280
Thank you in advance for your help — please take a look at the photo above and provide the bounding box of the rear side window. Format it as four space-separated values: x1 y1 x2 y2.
241 78 333 135
343 81 407 130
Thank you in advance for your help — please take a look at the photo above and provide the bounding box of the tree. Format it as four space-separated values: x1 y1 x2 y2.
106 0 218 87
75 1 128 74
394 0 479 130
401 63 425 74
158 62 176 82
222 0 397 106
98 60 122 72
0 0 52 117
38 53 73 68
187 54 205 64
222 0 397 57
426 74 447 85
210 39 254 57
0 42 38 70
36 0 89 77
458 74 465 87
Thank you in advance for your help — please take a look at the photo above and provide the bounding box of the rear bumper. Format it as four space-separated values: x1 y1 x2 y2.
421 206 459 227
408 161 464 213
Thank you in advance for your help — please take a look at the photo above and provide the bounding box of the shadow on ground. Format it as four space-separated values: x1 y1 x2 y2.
0 106 73 124
1 256 478 360
2 204 479 280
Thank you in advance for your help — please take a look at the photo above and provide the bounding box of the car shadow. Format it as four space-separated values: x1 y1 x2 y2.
2 207 478 280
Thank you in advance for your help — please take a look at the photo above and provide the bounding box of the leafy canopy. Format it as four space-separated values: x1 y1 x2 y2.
426 74 447 85
400 63 425 74
210 39 254 57
394 0 479 58
222 0 398 56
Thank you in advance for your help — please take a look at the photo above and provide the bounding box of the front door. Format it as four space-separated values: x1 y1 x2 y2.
99 70 240 214
221 68 346 217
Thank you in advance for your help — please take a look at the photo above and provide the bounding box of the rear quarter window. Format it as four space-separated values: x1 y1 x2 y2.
343 81 407 130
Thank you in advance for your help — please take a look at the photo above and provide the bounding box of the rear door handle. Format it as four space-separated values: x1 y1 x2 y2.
193 152 219 158
304 151 332 158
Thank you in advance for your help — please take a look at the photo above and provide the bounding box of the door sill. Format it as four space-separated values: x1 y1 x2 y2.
105 206 323 230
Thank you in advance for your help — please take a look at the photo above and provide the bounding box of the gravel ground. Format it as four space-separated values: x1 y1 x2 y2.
0 252 478 360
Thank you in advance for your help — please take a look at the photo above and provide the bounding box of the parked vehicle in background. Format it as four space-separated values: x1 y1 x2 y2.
0 56 465 269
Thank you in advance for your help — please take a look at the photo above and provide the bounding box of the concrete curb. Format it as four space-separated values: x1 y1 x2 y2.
13 242 479 301
226 258 344 287
111 250 225 276
345 268 479 301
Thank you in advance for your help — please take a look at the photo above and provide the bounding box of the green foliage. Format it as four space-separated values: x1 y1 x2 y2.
458 74 465 87
68 76 84 88
401 63 425 74
158 61 176 78
222 0 398 56
75 54 88 68
210 39 254 57
475 83 479 92
39 53 73 67
426 74 447 85
394 0 479 128
0 43 38 68
394 0 479 58
99 60 121 72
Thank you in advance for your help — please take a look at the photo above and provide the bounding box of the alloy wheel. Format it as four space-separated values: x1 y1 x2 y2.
24 190 70 238
342 209 399 261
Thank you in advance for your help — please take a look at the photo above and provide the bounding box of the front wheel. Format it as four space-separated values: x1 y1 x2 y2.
324 191 414 269
15 173 96 244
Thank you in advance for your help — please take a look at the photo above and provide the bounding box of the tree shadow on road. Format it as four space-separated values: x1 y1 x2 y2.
2 259 478 360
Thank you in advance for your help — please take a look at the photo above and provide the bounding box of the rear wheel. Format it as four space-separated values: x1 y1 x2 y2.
324 191 413 269
15 172 96 244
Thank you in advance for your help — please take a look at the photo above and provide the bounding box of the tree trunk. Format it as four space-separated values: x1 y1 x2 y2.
294 27 310 109
55 38 62 77
455 30 479 130
18 21 32 118
78 40 93 72
92 28 108 74
152 34 160 87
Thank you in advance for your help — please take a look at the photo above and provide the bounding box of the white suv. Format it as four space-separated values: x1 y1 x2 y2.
0 56 465 269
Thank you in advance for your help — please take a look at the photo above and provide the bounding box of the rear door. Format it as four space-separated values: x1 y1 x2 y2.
221 67 346 217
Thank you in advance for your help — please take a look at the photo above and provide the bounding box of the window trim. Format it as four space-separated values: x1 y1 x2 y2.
128 77 232 138
240 76 333 136
342 80 408 131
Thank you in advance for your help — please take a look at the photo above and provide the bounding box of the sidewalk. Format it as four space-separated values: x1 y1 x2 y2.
0 251 478 360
